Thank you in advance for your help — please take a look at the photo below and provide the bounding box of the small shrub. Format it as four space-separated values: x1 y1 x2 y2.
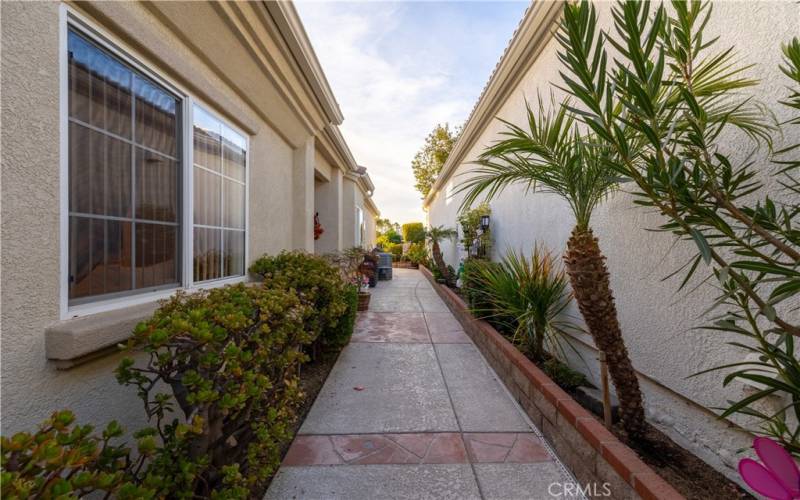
116 284 313 497
466 247 578 360
462 259 502 313
388 243 403 259
542 358 588 391
401 222 425 243
406 243 428 265
249 251 347 347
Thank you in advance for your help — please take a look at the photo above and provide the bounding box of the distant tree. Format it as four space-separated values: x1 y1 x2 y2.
376 218 402 249
402 222 426 244
411 124 460 198
376 218 400 234
376 229 402 249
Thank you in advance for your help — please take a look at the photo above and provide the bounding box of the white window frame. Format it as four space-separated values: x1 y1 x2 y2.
59 5 249 320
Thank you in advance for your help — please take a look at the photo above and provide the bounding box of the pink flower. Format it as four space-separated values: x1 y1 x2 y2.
739 437 800 499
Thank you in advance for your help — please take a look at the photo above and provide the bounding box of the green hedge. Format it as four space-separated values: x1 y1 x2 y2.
326 285 358 347
2 251 354 499
401 222 425 243
388 243 403 258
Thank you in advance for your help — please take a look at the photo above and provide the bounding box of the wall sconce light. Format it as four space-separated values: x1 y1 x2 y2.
480 215 490 230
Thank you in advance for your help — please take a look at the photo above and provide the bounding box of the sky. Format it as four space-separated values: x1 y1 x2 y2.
295 1 530 225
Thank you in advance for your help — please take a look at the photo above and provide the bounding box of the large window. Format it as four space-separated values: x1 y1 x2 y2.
68 29 180 303
66 25 248 308
192 106 246 282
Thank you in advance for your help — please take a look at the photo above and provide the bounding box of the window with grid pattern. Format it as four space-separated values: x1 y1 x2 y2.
67 29 181 303
192 106 246 282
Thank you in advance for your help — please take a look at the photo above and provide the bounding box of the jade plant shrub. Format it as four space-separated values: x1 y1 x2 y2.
116 284 313 497
0 410 150 499
326 285 359 347
249 251 347 347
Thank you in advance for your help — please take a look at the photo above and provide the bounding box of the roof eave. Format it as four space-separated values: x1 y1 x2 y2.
264 1 345 126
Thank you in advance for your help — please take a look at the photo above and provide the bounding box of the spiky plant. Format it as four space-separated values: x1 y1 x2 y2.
470 245 576 361
425 225 457 285
457 98 647 439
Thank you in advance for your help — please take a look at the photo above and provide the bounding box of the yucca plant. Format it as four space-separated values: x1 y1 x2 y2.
469 246 577 361
457 97 647 439
554 0 800 450
426 225 458 285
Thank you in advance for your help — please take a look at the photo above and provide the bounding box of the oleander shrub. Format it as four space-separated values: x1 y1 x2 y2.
249 251 347 347
115 283 313 497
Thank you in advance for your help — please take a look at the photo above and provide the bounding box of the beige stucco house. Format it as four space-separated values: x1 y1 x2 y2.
1 0 377 434
424 0 799 482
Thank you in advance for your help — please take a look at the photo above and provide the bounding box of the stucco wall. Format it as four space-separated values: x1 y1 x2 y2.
314 152 344 254
427 0 799 480
1 1 306 435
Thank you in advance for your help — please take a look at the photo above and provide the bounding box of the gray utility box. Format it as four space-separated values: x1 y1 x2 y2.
377 252 392 280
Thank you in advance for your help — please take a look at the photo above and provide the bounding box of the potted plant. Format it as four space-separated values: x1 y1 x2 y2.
357 276 371 311
335 247 372 311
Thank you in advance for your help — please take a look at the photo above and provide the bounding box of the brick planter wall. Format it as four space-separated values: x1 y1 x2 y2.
420 265 684 500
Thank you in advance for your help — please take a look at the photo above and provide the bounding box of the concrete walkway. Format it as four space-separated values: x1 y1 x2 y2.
266 269 579 500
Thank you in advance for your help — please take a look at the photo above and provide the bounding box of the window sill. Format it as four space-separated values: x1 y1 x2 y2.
46 301 160 370
47 278 254 369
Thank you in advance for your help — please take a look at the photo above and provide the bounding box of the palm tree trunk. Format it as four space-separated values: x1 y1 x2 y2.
432 241 450 284
564 227 646 439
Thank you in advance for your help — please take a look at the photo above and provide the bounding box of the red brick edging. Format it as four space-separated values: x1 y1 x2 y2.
419 265 684 500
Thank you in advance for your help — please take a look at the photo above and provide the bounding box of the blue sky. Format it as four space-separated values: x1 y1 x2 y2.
295 1 530 224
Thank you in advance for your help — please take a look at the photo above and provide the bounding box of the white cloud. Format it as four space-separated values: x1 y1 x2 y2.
296 1 526 224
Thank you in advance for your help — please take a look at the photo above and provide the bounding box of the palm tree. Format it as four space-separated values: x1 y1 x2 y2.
425 225 457 285
457 98 646 439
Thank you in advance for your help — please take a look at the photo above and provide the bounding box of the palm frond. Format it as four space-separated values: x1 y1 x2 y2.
456 96 617 230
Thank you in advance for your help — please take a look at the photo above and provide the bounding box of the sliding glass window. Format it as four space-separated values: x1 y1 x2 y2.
67 29 180 303
192 106 246 282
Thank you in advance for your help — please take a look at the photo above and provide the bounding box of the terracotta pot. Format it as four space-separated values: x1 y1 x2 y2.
357 291 371 311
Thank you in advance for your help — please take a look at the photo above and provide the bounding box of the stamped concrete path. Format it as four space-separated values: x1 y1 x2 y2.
266 269 580 500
